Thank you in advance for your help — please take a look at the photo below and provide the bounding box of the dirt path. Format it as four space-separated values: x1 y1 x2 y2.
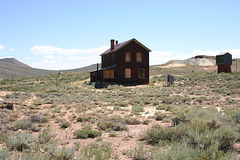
24 93 37 106
0 91 13 97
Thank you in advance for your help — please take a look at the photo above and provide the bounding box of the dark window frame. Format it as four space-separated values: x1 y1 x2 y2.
138 68 145 78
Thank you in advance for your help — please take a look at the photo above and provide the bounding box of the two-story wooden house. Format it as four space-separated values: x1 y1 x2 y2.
90 38 151 84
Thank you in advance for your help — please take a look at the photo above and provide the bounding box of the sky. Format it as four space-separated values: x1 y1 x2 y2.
0 0 239 70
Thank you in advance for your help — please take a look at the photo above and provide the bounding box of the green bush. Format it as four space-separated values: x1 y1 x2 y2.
97 118 112 131
7 132 36 152
187 108 222 130
0 148 8 160
196 96 207 103
31 124 41 132
29 114 48 123
131 106 144 115
156 104 174 112
54 147 76 160
217 125 239 152
154 112 167 121
145 125 187 145
144 121 239 158
38 132 52 144
108 132 117 137
162 95 191 105
12 119 33 131
124 116 141 125
42 143 79 160
171 111 189 126
77 114 97 123
61 120 71 128
74 126 101 139
80 142 112 160
97 115 127 131
152 142 237 160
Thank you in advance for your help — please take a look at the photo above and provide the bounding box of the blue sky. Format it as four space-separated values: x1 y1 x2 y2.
0 0 239 70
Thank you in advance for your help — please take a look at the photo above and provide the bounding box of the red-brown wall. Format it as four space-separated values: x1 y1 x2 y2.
217 64 231 73
116 41 149 84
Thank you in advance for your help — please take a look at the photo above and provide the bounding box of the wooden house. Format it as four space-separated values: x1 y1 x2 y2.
90 38 151 84
216 52 232 73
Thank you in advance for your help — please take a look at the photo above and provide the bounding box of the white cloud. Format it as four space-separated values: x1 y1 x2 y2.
30 45 108 70
0 56 14 59
31 59 89 70
0 45 5 50
29 44 240 70
30 45 109 56
44 55 55 60
150 51 174 65
150 49 240 65
192 49 240 58
227 49 240 58
192 49 220 56
9 48 17 51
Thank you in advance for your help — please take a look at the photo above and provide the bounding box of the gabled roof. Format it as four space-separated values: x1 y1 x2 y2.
100 38 151 56
217 52 231 56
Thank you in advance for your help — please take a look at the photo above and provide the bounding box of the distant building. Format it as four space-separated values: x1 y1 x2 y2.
194 55 216 60
90 38 151 84
216 52 232 73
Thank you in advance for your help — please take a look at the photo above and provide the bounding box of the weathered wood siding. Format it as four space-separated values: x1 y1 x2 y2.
217 64 231 73
116 41 149 84
101 52 117 68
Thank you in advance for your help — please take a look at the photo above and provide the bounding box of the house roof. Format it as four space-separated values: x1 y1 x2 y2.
217 52 231 56
100 38 151 56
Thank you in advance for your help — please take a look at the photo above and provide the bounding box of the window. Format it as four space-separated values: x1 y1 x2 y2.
109 70 114 78
125 52 131 62
136 52 142 62
103 70 109 79
125 68 131 78
139 68 145 78
103 70 114 79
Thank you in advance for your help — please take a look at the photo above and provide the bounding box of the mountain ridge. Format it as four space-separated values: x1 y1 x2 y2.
0 58 31 68
0 58 100 79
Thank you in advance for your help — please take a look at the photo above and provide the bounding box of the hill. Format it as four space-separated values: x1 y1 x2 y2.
162 55 216 67
0 57 101 79
0 61 57 79
0 58 31 68
64 63 101 73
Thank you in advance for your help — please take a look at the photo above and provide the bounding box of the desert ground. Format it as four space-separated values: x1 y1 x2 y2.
0 65 239 160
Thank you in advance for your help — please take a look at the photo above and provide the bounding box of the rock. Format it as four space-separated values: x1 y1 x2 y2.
6 103 14 110
236 114 240 123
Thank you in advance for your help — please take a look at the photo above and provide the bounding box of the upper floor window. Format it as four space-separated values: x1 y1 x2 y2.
125 68 131 78
125 52 131 62
136 52 142 62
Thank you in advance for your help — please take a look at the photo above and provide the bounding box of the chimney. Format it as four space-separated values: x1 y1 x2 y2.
116 40 118 45
111 39 115 50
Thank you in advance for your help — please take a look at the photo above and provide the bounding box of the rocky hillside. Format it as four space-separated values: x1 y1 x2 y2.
164 55 216 67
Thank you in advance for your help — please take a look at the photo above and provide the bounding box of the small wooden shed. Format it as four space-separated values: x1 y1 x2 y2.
216 52 232 73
